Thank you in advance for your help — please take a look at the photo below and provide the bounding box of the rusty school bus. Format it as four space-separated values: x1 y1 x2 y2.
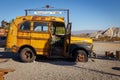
6 9 93 62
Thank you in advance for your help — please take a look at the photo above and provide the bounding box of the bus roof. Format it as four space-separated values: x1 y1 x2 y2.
16 16 65 22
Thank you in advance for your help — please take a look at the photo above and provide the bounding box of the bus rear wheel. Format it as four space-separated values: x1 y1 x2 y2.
20 48 36 62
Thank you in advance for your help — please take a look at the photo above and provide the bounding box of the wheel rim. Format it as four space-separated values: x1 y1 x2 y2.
77 53 85 62
24 51 32 60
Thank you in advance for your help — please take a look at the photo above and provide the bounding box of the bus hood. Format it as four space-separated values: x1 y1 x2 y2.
70 36 93 44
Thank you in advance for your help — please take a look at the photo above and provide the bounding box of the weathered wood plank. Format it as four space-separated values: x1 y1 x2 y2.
0 68 15 80
116 51 120 60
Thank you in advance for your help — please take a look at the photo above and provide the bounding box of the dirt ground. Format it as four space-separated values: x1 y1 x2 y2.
0 42 120 80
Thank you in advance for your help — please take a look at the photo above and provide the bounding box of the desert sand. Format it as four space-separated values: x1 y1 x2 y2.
0 42 120 80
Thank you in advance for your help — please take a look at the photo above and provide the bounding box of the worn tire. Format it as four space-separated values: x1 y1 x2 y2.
20 48 36 62
74 50 88 62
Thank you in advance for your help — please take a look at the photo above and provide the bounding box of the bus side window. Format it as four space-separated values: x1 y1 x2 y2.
33 22 48 32
20 21 30 30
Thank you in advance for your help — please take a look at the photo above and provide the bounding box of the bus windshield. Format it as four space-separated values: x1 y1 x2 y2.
52 22 65 35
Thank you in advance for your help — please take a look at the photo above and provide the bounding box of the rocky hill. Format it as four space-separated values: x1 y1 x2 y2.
89 27 120 38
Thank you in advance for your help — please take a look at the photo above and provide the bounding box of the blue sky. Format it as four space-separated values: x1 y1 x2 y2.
0 0 120 31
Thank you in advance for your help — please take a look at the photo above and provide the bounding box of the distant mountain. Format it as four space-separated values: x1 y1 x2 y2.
89 27 120 38
72 30 98 34
89 30 103 38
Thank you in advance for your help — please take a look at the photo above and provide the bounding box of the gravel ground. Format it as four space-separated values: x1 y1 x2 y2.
0 42 120 80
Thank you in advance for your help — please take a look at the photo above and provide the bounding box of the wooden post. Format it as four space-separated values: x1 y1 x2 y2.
105 51 114 58
105 51 110 57
116 51 120 60
0 68 15 80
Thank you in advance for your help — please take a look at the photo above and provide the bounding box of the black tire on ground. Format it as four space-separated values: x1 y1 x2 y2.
20 48 36 62
74 50 88 62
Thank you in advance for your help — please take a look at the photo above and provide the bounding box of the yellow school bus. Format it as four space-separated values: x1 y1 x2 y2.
6 9 94 62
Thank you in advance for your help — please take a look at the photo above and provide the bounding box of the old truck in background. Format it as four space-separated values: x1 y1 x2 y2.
4 7 94 62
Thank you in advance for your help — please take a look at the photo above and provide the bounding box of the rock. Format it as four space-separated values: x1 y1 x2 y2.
102 27 120 38
89 30 103 38
89 27 120 38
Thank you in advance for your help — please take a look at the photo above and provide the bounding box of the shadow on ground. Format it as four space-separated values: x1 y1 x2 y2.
74 66 120 77
1 52 118 66
0 52 21 62
112 67 120 71
92 54 119 61
36 56 76 66
0 52 76 66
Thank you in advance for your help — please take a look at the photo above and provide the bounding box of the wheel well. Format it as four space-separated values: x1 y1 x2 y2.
72 48 88 57
18 45 36 55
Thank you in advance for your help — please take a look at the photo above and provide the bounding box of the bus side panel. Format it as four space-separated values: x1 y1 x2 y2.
30 32 50 55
